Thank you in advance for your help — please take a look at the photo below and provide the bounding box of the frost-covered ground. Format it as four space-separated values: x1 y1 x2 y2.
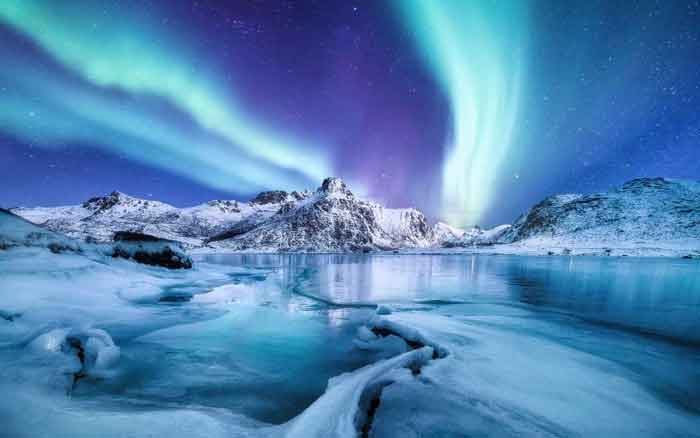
192 238 700 257
391 237 700 257
2 251 700 437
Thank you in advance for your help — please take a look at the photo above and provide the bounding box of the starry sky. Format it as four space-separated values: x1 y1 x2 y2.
1 0 699 227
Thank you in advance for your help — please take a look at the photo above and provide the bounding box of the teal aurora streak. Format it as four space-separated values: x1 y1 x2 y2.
396 0 528 226
0 1 331 193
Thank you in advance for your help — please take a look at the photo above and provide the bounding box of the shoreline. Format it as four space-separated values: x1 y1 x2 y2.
190 241 700 258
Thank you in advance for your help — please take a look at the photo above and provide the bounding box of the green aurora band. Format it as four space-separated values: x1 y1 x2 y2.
0 1 330 192
396 0 528 226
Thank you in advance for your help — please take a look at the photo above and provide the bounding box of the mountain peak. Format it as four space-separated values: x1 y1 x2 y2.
83 191 128 211
620 177 670 191
318 177 350 196
250 190 289 205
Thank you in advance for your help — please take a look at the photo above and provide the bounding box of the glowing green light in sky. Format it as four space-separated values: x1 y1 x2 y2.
0 1 330 192
396 0 528 226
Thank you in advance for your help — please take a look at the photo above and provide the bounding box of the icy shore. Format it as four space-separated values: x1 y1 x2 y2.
3 243 700 437
191 239 700 257
0 242 441 437
389 238 700 258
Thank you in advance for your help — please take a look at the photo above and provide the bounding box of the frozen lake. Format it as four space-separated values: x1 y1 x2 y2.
205 253 700 344
202 254 700 436
2 252 700 437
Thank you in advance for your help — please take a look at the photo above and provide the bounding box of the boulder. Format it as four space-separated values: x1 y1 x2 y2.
112 231 192 269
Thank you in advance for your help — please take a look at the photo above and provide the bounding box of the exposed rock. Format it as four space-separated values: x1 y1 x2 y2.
319 177 350 195
111 231 193 269
205 200 240 213
351 318 449 437
250 190 289 205
291 190 313 201
82 191 123 212
206 218 260 242
113 231 164 242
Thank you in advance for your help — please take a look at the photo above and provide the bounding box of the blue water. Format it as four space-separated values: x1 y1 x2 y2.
198 253 700 435
5 253 699 436
202 254 700 344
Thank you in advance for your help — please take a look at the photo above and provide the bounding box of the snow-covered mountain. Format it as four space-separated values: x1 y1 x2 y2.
443 224 512 248
11 176 697 255
429 222 465 245
0 209 192 268
370 205 434 248
430 177 699 256
11 191 284 246
207 177 434 251
494 177 700 254
11 178 437 251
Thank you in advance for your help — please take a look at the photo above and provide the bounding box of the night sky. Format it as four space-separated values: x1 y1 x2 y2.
1 0 699 227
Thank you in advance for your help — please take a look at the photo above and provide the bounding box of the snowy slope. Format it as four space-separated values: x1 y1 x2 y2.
11 180 438 252
501 177 700 247
11 191 281 246
207 178 435 252
431 177 700 256
0 208 82 253
0 208 194 269
15 176 697 255
431 222 466 244
443 224 512 248
370 205 434 247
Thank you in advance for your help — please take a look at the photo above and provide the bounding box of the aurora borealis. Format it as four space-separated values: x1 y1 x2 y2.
1 0 700 226
0 0 331 193
396 0 527 224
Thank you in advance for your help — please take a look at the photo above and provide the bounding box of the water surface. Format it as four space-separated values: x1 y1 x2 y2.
199 253 700 436
202 253 700 344
6 253 699 437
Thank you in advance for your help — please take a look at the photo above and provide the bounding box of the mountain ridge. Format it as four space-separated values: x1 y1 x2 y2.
8 176 700 256
10 177 439 251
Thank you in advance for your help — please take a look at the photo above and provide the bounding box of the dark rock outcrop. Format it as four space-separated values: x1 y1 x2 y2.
82 191 123 212
206 219 260 242
319 177 350 195
250 190 289 205
113 231 164 242
111 231 193 269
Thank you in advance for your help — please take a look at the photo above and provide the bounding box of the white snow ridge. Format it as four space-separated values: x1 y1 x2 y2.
8 176 700 256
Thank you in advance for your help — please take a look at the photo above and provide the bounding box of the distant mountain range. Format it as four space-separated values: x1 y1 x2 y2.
10 178 456 251
499 177 700 253
8 177 700 255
